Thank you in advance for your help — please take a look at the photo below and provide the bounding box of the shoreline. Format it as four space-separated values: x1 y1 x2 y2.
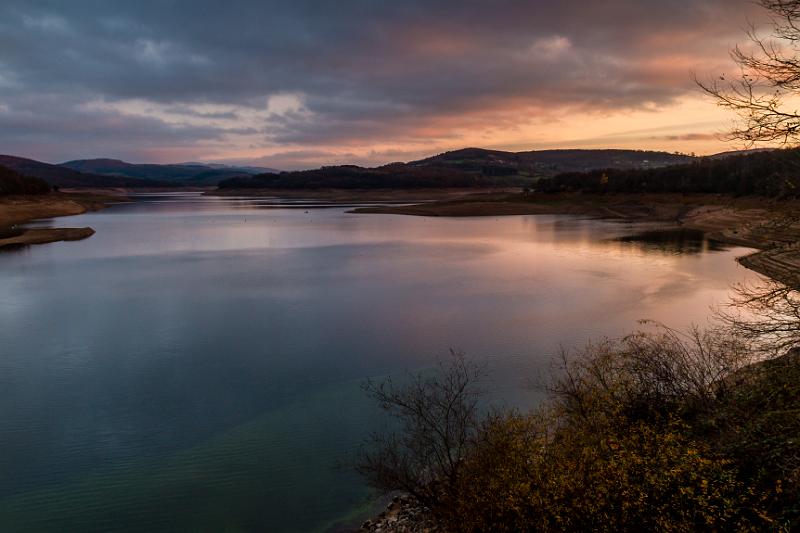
205 187 518 203
4 188 797 286
0 192 125 249
206 188 799 284
348 191 800 285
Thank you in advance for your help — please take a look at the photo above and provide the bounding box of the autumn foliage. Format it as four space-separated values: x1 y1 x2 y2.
358 327 799 531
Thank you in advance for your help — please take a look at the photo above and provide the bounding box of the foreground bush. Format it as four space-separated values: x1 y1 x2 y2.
449 415 761 532
357 327 798 531
707 348 800 528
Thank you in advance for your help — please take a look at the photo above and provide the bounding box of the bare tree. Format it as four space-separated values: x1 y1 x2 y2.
698 0 800 146
720 277 800 355
698 0 800 355
549 324 755 427
355 351 487 510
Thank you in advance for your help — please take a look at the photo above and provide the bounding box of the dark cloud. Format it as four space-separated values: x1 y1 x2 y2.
658 133 721 141
0 0 759 164
0 93 256 162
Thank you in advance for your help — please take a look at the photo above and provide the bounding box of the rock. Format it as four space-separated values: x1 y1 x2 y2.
358 494 439 532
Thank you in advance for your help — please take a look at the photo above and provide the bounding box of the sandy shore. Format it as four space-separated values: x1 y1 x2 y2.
0 192 123 249
0 227 96 249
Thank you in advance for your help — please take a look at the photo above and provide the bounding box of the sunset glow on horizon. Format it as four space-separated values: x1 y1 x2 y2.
0 0 773 169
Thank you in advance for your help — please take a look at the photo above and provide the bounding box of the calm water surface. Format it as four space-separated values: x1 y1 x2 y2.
0 192 758 532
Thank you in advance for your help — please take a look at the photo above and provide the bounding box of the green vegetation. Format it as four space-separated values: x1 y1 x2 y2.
0 165 50 196
358 322 800 531
534 148 800 197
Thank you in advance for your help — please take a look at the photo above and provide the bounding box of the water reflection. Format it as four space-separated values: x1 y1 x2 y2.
611 227 728 255
0 193 760 532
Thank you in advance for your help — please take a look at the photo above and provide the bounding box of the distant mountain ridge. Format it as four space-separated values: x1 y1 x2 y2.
705 148 775 160
0 155 277 189
60 159 277 186
0 155 171 188
217 148 705 190
0 148 774 191
410 147 695 176
177 162 279 174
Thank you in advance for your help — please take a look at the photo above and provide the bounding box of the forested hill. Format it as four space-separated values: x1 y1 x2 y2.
0 165 51 196
218 148 694 190
0 155 175 188
411 148 694 175
60 159 275 186
534 148 799 197
218 163 534 189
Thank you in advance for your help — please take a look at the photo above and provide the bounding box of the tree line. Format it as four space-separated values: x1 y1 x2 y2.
0 165 51 196
218 163 534 190
534 148 800 197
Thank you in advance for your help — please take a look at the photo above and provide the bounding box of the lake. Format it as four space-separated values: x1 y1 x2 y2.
0 192 758 532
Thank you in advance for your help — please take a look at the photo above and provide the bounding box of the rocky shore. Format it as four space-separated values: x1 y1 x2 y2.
359 495 438 533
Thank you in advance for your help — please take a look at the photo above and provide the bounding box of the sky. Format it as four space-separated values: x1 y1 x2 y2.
0 0 769 169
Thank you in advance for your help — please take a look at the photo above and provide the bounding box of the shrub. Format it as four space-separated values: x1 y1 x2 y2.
355 352 487 511
357 326 792 531
450 415 764 532
705 348 800 529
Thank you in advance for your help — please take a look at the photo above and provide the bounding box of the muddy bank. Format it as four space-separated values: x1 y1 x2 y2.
0 227 96 250
0 192 123 249
351 192 765 222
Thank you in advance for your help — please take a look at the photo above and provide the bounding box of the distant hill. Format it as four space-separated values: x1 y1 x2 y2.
0 164 51 196
218 162 534 190
60 159 277 186
0 155 173 188
411 148 695 177
534 147 800 197
2 148 769 192
177 162 280 174
218 148 698 190
706 148 776 160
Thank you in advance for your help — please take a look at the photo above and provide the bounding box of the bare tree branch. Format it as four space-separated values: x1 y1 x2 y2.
354 351 488 510
697 1 800 146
